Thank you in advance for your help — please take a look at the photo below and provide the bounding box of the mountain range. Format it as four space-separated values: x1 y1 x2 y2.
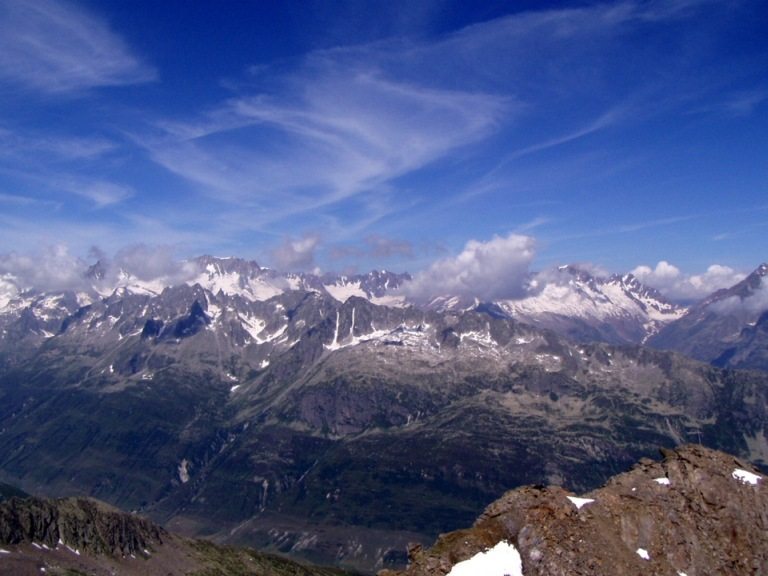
0 256 766 572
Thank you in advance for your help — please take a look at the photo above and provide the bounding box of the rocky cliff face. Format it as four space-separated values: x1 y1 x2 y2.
0 494 359 576
0 496 164 557
383 444 767 576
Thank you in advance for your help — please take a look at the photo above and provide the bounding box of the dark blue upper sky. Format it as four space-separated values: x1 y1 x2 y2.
0 0 766 298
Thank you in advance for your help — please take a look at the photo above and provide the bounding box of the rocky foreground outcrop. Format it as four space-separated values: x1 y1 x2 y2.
0 494 358 576
0 496 163 556
382 444 767 576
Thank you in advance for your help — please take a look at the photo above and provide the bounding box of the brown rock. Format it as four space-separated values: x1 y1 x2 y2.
382 445 768 576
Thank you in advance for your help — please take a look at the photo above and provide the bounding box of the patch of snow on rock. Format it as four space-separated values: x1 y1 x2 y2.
732 468 762 485
636 548 650 560
446 541 523 576
0 548 9 554
653 477 671 485
178 459 191 483
324 281 366 303
566 496 595 509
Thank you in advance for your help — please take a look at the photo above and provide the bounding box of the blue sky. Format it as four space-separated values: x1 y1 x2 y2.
0 0 766 297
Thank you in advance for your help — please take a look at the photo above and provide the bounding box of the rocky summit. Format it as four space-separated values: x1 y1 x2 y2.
383 444 767 576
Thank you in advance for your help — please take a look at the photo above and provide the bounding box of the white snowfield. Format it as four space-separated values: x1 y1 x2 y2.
323 280 366 303
653 477 671 485
498 273 684 326
636 547 650 560
193 264 284 301
566 496 595 509
446 541 523 576
732 468 762 485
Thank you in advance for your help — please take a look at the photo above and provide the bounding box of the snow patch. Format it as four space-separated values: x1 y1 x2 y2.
178 459 191 483
64 544 80 555
732 468 762 485
636 548 650 560
230 384 240 393
653 477 670 485
370 293 407 307
0 548 9 554
446 541 523 576
566 496 595 509
239 314 266 342
324 281 366 302
459 327 496 348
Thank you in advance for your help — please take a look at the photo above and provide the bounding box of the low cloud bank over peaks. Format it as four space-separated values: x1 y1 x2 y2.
270 235 321 273
631 261 746 303
0 245 87 293
400 233 536 303
0 241 760 312
0 244 198 297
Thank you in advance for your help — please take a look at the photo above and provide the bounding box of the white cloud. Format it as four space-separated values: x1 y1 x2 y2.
110 244 198 284
0 244 201 295
271 235 322 272
401 233 536 302
631 260 746 301
0 0 155 93
709 278 768 316
0 244 88 292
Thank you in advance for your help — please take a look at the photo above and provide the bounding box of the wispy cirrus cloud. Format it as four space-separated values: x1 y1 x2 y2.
0 191 58 207
61 179 133 207
0 128 118 163
131 0 750 257
0 128 131 208
0 0 155 93
142 69 509 227
330 234 414 264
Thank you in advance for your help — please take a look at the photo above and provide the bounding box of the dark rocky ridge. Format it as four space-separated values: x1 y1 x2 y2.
0 494 359 576
383 444 768 576
0 496 163 556
0 483 27 503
